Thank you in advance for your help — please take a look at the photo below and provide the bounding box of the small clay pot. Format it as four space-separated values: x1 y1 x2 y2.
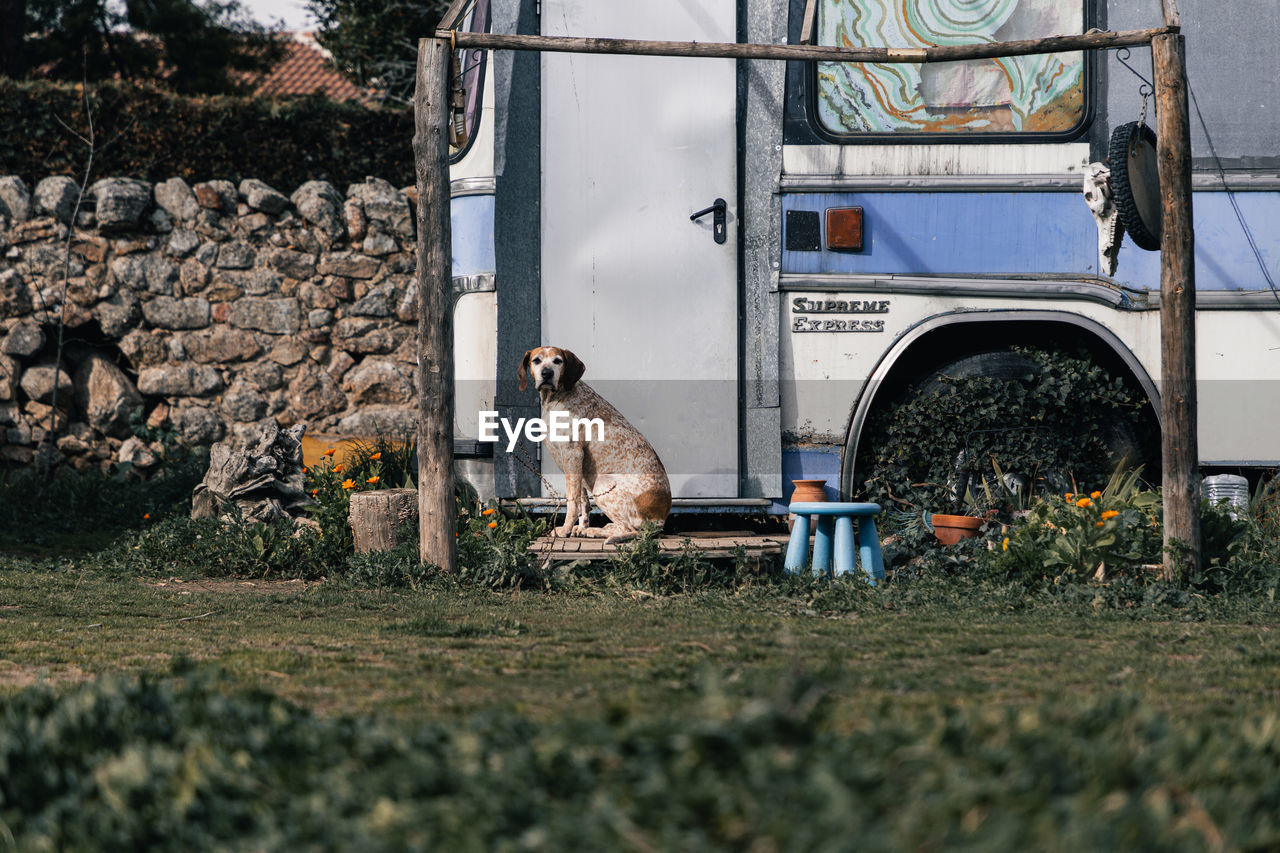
790 479 828 503
931 513 984 546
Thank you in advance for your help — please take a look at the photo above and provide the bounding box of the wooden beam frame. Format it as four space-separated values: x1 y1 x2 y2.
415 16 1201 580
438 26 1172 64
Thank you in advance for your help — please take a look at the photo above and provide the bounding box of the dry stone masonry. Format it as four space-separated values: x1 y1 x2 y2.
0 173 423 471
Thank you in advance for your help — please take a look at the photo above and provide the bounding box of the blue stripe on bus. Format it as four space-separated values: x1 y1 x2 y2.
781 191 1280 292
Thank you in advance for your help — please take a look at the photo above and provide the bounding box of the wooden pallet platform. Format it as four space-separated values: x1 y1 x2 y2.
529 531 790 562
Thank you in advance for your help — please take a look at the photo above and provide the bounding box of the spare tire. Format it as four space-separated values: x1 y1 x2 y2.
1109 121 1162 251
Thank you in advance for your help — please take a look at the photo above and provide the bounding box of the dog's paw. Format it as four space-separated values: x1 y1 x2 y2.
554 523 577 538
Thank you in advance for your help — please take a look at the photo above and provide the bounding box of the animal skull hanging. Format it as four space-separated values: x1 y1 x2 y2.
1083 163 1124 276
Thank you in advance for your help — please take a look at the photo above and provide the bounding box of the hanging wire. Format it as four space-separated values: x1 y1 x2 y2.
1187 78 1280 305
1110 46 1277 303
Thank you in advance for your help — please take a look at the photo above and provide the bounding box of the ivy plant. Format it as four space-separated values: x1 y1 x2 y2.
857 347 1157 515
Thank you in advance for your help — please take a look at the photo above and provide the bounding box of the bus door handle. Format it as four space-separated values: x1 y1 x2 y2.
690 198 727 244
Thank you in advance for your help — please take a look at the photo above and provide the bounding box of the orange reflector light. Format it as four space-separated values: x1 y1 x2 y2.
826 207 864 252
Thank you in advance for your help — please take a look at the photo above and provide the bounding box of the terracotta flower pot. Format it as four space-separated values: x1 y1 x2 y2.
931 513 984 546
790 479 828 503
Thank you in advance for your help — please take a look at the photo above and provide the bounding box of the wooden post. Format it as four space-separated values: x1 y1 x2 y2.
1153 32 1199 581
413 36 458 573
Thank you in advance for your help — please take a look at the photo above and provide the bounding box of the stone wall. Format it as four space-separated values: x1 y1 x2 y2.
0 173 424 471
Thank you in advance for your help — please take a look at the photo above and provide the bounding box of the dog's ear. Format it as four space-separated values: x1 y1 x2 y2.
517 350 533 392
561 349 586 391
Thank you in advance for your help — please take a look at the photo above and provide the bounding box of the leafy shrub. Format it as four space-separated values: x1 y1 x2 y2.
0 79 413 190
2 666 1279 851
972 466 1280 598
584 526 773 595
99 511 338 580
343 531 435 590
0 451 206 547
1191 482 1280 597
455 497 552 589
858 347 1156 514
982 467 1164 583
304 435 416 552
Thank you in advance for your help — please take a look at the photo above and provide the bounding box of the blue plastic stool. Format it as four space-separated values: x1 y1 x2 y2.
784 502 885 584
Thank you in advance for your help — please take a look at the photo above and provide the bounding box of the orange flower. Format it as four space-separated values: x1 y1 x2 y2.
366 475 380 485
482 508 495 516
370 452 382 461
1090 491 1102 499
341 479 356 490
143 512 151 520
323 448 336 457
333 463 343 473
1101 509 1119 520
1096 521 1105 528
310 489 318 496
1076 497 1093 508
1065 493 1074 501
487 521 498 529
1001 537 1009 551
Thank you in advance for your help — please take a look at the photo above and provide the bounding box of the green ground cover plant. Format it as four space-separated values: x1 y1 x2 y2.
1 662 1277 852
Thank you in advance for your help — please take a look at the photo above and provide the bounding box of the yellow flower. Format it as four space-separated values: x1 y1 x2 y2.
341 479 356 490
366 475 380 485
1001 537 1010 551
1101 509 1119 520
487 521 498 529
323 447 336 457
370 452 382 461
1090 491 1102 499
482 508 495 516
1076 497 1093 508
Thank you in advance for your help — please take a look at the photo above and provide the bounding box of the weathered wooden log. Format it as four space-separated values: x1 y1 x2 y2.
443 26 1172 65
1154 32 1200 581
413 36 458 573
349 488 420 554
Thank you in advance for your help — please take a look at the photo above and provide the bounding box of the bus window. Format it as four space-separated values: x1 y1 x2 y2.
449 0 489 159
814 0 1088 138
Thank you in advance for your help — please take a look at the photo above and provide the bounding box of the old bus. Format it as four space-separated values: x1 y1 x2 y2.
444 0 1280 515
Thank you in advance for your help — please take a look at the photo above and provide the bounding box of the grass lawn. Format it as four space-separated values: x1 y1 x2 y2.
2 565 1276 729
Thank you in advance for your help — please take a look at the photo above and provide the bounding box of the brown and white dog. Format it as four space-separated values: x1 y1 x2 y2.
518 346 671 542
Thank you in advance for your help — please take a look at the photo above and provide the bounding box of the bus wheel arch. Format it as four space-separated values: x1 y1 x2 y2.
841 312 1162 501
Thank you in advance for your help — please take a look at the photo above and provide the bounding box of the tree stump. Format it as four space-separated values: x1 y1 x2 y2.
349 488 419 554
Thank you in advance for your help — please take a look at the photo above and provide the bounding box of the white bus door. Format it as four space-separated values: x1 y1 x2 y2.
540 0 740 498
